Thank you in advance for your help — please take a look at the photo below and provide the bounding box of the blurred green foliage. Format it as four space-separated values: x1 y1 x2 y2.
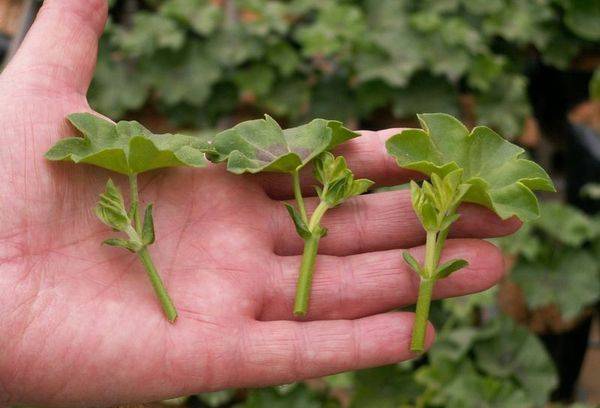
498 202 600 320
92 0 599 137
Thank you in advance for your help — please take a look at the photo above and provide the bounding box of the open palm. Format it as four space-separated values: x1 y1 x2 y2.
0 1 519 407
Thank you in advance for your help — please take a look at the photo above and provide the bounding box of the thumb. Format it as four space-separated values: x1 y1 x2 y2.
2 0 108 95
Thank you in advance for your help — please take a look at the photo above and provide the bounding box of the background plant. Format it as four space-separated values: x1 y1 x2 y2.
93 0 600 137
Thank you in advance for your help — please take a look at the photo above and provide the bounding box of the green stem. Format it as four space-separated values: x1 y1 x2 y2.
293 201 329 316
138 247 178 323
129 174 178 323
293 232 321 316
129 174 142 233
309 201 329 230
433 227 449 266
411 231 438 352
424 231 437 279
411 278 435 352
292 170 308 224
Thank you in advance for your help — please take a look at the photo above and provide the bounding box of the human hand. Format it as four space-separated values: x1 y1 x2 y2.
0 1 519 406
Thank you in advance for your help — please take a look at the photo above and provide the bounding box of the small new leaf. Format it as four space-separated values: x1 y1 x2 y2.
94 179 131 232
436 259 469 279
315 152 374 207
103 238 141 253
403 251 423 276
142 204 155 246
208 114 359 174
386 113 555 221
45 113 210 175
284 203 312 240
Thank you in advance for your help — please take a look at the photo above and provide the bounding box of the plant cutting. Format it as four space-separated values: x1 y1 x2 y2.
209 115 373 316
386 113 555 352
45 113 210 322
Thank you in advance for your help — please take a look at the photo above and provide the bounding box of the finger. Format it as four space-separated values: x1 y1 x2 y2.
237 312 434 387
260 239 504 321
270 189 520 256
3 0 108 94
257 129 422 199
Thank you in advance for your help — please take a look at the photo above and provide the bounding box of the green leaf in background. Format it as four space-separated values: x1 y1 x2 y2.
561 0 600 41
474 73 531 139
512 250 600 320
208 115 358 174
143 44 221 107
197 389 236 407
88 44 150 118
45 113 209 175
351 365 424 408
535 201 600 246
356 0 425 87
161 0 223 36
473 317 558 406
244 383 324 408
111 12 185 57
386 113 555 221
417 315 557 408
295 2 366 58
392 74 460 119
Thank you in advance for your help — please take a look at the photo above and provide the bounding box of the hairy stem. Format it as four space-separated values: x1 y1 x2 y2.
138 247 178 323
129 174 178 323
292 170 308 224
293 201 329 316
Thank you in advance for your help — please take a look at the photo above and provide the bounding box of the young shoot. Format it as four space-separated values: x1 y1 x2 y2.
45 113 210 322
208 115 372 316
386 113 555 352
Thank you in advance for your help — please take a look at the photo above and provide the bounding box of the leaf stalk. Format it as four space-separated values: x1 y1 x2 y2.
128 175 178 323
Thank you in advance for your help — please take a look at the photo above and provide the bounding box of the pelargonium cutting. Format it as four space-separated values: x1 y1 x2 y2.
386 113 555 352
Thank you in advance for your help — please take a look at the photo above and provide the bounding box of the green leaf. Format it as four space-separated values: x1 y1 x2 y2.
103 238 141 253
436 259 468 279
314 152 374 207
245 383 323 408
45 113 210 175
142 204 155 246
473 317 558 406
402 251 423 275
160 0 222 36
314 152 350 186
208 115 359 174
284 203 311 240
562 0 600 41
511 250 600 320
94 179 131 231
386 113 555 221
351 365 424 408
196 389 235 407
535 201 599 246
111 12 185 57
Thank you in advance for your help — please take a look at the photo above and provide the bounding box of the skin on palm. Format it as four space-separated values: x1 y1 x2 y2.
0 0 520 406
